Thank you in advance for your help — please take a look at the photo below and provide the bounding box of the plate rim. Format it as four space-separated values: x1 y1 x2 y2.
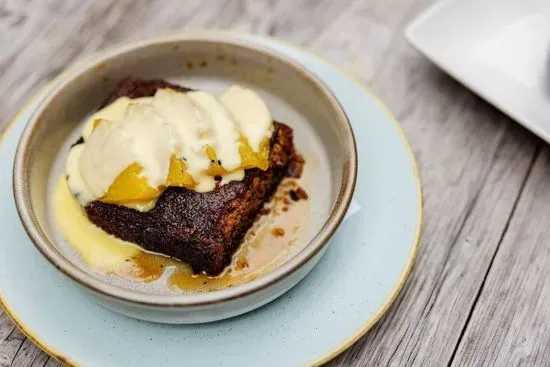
0 29 423 367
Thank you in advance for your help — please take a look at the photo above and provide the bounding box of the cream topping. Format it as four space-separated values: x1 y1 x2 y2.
81 97 153 140
187 91 242 171
220 85 273 152
78 104 172 199
66 85 273 208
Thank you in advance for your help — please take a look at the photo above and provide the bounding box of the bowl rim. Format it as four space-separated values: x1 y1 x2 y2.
12 32 358 307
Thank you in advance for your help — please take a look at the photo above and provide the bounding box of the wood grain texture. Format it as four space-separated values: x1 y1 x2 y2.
327 32 543 366
452 147 550 367
0 0 549 366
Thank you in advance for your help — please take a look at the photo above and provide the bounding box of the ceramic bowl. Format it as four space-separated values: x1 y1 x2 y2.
12 33 357 324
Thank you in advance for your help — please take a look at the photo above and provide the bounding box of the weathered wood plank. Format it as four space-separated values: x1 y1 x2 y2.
302 0 543 365
0 312 26 367
328 50 541 367
10 338 49 367
309 0 433 83
41 357 61 367
451 147 550 367
0 0 350 123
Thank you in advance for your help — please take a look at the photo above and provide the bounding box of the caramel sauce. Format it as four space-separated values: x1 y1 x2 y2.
130 190 305 292
55 175 309 293
126 253 177 282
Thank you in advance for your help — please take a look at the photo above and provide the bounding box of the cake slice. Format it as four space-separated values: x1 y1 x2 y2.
83 77 300 275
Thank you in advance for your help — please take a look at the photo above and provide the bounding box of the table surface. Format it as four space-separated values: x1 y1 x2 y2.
1 0 549 366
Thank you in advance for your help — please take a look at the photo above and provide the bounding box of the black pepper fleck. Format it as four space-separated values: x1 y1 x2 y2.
289 190 299 201
217 160 222 165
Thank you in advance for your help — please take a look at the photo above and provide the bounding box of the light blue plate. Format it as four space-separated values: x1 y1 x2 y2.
0 33 422 366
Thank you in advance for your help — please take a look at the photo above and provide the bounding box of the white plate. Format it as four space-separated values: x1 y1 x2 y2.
406 0 550 141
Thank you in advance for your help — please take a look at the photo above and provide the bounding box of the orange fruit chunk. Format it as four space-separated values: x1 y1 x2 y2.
205 135 270 175
205 146 227 176
98 136 270 205
166 155 195 188
239 136 270 170
100 163 160 204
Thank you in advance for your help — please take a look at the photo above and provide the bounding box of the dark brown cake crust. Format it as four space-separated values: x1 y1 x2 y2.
99 77 192 108
83 77 299 275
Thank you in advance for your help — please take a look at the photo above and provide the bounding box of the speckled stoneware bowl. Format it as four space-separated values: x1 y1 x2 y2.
12 33 357 324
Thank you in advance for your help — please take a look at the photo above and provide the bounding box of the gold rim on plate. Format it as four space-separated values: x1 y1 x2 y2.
0 30 423 367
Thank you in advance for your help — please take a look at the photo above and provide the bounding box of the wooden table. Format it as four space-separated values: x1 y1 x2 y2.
1 0 549 366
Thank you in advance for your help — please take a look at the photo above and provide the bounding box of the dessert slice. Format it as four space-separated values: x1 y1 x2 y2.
81 78 300 275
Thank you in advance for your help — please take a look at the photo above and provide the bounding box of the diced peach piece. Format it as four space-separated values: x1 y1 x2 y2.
166 155 195 188
98 136 270 205
239 136 269 170
205 146 227 176
100 163 160 204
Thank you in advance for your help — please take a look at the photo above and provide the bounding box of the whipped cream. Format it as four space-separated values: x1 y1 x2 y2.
79 104 172 199
220 85 273 152
66 85 273 207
